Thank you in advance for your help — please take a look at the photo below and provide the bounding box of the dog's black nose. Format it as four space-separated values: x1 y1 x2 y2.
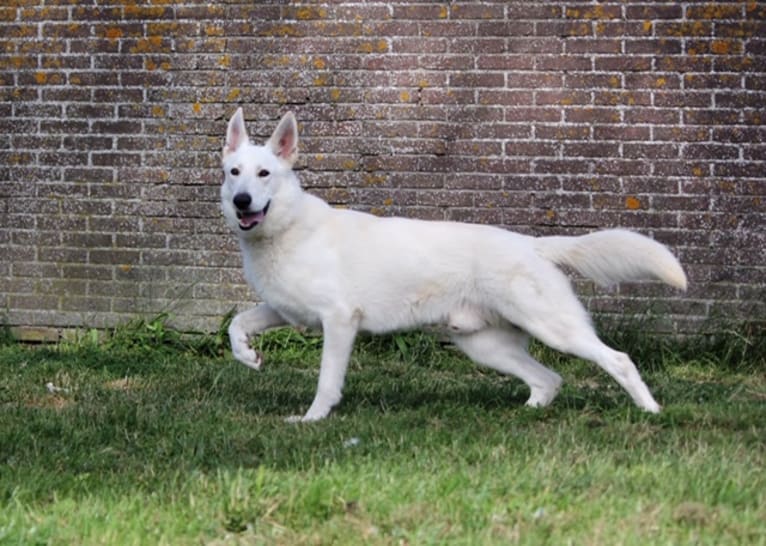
233 192 252 211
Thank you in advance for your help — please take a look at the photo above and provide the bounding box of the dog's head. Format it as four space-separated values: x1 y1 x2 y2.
221 108 300 238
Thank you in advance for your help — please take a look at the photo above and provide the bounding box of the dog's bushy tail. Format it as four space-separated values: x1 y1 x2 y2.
535 229 687 290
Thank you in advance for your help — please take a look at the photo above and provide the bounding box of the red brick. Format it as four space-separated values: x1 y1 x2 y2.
625 5 683 20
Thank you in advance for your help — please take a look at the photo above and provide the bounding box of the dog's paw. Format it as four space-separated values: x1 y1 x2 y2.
526 373 563 408
284 409 328 424
230 335 263 370
641 400 661 414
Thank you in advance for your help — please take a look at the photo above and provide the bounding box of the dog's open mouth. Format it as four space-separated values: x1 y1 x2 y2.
236 200 270 231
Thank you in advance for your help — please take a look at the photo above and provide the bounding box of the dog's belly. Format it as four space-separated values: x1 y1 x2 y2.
272 303 321 329
357 294 493 336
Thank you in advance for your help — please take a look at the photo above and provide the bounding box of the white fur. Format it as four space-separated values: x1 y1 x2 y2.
221 110 688 422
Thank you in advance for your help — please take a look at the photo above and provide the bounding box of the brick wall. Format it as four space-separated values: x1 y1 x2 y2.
1 1 764 339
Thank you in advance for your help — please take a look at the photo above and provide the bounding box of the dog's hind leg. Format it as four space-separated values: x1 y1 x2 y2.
451 326 563 408
565 332 660 413
499 268 660 412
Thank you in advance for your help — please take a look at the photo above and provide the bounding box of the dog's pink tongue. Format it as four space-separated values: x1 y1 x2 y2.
240 210 265 228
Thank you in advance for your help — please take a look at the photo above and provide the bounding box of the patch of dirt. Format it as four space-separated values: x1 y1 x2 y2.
24 395 73 411
104 377 141 391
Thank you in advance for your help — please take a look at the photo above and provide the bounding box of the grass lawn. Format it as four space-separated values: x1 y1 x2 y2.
0 322 764 545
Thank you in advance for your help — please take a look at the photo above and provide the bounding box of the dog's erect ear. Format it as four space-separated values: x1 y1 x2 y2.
267 111 298 166
224 107 248 158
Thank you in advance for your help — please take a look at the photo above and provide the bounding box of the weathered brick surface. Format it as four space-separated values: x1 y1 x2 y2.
2 1 765 336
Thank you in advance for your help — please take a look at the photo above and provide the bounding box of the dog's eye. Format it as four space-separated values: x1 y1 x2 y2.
230 168 240 176
258 169 270 178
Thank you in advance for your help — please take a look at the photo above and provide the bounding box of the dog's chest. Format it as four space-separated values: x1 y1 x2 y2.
241 244 322 328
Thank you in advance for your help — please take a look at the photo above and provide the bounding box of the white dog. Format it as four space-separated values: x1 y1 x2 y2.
221 109 687 422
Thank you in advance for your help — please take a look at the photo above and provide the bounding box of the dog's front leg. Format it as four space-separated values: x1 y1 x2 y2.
289 312 359 423
228 304 287 370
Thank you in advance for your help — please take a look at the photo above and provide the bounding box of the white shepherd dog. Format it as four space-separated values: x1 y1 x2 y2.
221 109 687 422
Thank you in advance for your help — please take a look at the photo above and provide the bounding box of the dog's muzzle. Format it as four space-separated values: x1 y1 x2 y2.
233 193 270 230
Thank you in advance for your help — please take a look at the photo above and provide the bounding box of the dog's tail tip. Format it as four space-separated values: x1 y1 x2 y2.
664 264 688 292
537 229 689 291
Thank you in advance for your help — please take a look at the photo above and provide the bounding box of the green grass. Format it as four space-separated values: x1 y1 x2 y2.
0 321 764 545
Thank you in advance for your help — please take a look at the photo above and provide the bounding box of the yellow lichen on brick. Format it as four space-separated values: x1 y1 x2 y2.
124 5 165 19
358 40 388 53
295 6 327 20
383 198 394 207
151 106 165 117
643 20 653 33
595 5 613 19
5 152 30 165
34 72 47 84
105 27 123 41
130 35 166 54
690 3 742 19
204 25 224 37
545 209 556 220
666 21 709 37
625 196 641 210
219 55 231 68
19 7 43 19
329 88 342 101
438 5 448 19
226 88 241 101
655 77 667 88
313 75 329 86
313 57 326 70
400 90 411 102
692 166 704 177
569 5 612 20
147 22 179 36
327 188 350 203
364 174 386 186
192 102 202 114
260 25 301 37
710 40 732 55
609 75 621 88
357 42 374 54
